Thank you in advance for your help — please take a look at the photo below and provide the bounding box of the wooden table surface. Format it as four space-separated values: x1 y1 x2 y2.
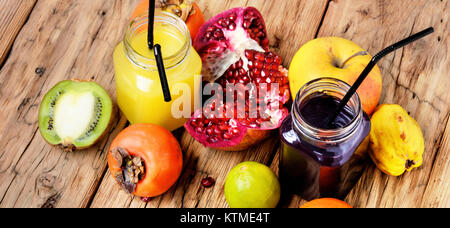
0 0 448 208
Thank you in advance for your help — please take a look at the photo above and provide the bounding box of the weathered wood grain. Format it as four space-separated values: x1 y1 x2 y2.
0 0 139 208
420 115 449 207
0 0 448 208
90 0 329 208
0 0 37 67
315 0 449 208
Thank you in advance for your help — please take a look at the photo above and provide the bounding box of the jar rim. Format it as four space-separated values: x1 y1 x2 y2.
292 77 363 143
124 11 192 70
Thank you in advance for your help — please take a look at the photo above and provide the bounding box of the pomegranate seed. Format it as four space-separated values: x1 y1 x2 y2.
243 20 251 29
217 18 224 27
252 68 261 76
265 56 274 63
219 125 229 131
223 133 232 140
255 61 263 69
243 76 250 83
261 69 269 78
208 137 219 143
231 71 238 78
245 50 254 60
255 52 265 61
141 197 152 203
249 71 255 79
229 23 236 30
272 64 279 70
214 31 223 38
247 61 254 69
239 68 246 76
201 177 215 188
274 55 282 64
257 31 265 38
231 128 240 135
237 59 244 68
229 13 237 21
224 18 231 26
195 127 203 133
268 70 275 77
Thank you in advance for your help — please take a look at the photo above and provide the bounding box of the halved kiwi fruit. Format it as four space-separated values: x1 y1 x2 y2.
38 80 113 151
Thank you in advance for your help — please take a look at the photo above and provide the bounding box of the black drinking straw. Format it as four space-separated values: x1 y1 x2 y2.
329 27 434 125
148 0 172 102
148 0 155 49
154 44 172 102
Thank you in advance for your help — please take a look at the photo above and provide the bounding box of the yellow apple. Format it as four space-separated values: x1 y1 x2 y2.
289 37 382 115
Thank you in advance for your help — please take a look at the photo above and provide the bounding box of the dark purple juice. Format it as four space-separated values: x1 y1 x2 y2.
279 90 371 200
299 94 356 129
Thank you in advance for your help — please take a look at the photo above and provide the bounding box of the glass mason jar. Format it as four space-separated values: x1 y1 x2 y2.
113 11 202 131
279 78 371 200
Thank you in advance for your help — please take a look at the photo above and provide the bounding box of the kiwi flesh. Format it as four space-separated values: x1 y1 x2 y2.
39 80 113 151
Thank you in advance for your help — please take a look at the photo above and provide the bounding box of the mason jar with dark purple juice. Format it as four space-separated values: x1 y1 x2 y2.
279 78 371 200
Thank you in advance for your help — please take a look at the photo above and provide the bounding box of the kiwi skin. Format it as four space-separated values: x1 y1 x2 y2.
38 79 114 151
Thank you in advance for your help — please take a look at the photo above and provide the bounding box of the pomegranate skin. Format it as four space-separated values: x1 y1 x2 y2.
214 129 273 152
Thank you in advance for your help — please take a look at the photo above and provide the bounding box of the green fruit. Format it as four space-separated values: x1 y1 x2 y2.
225 161 280 208
38 80 113 151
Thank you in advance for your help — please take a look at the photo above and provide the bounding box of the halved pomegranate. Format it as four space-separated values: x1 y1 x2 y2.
185 7 290 151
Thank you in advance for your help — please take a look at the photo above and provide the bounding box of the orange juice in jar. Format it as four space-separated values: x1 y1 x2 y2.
113 11 202 131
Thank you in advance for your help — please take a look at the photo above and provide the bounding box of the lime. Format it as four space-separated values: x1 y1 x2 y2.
224 161 281 208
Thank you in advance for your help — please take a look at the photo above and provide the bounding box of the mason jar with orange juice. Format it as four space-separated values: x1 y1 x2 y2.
113 11 202 131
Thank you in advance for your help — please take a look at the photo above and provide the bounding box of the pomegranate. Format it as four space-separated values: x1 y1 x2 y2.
185 7 290 151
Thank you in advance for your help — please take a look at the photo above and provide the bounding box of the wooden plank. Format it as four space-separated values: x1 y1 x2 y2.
0 0 37 67
420 115 449 207
90 0 329 208
0 0 140 208
314 0 449 208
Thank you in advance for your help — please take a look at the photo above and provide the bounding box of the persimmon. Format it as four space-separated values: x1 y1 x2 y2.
300 198 353 208
185 2 204 40
107 123 183 198
131 0 205 41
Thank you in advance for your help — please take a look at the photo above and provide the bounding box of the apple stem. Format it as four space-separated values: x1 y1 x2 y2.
339 51 368 68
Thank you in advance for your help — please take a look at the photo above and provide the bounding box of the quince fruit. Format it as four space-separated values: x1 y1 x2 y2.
369 104 424 176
